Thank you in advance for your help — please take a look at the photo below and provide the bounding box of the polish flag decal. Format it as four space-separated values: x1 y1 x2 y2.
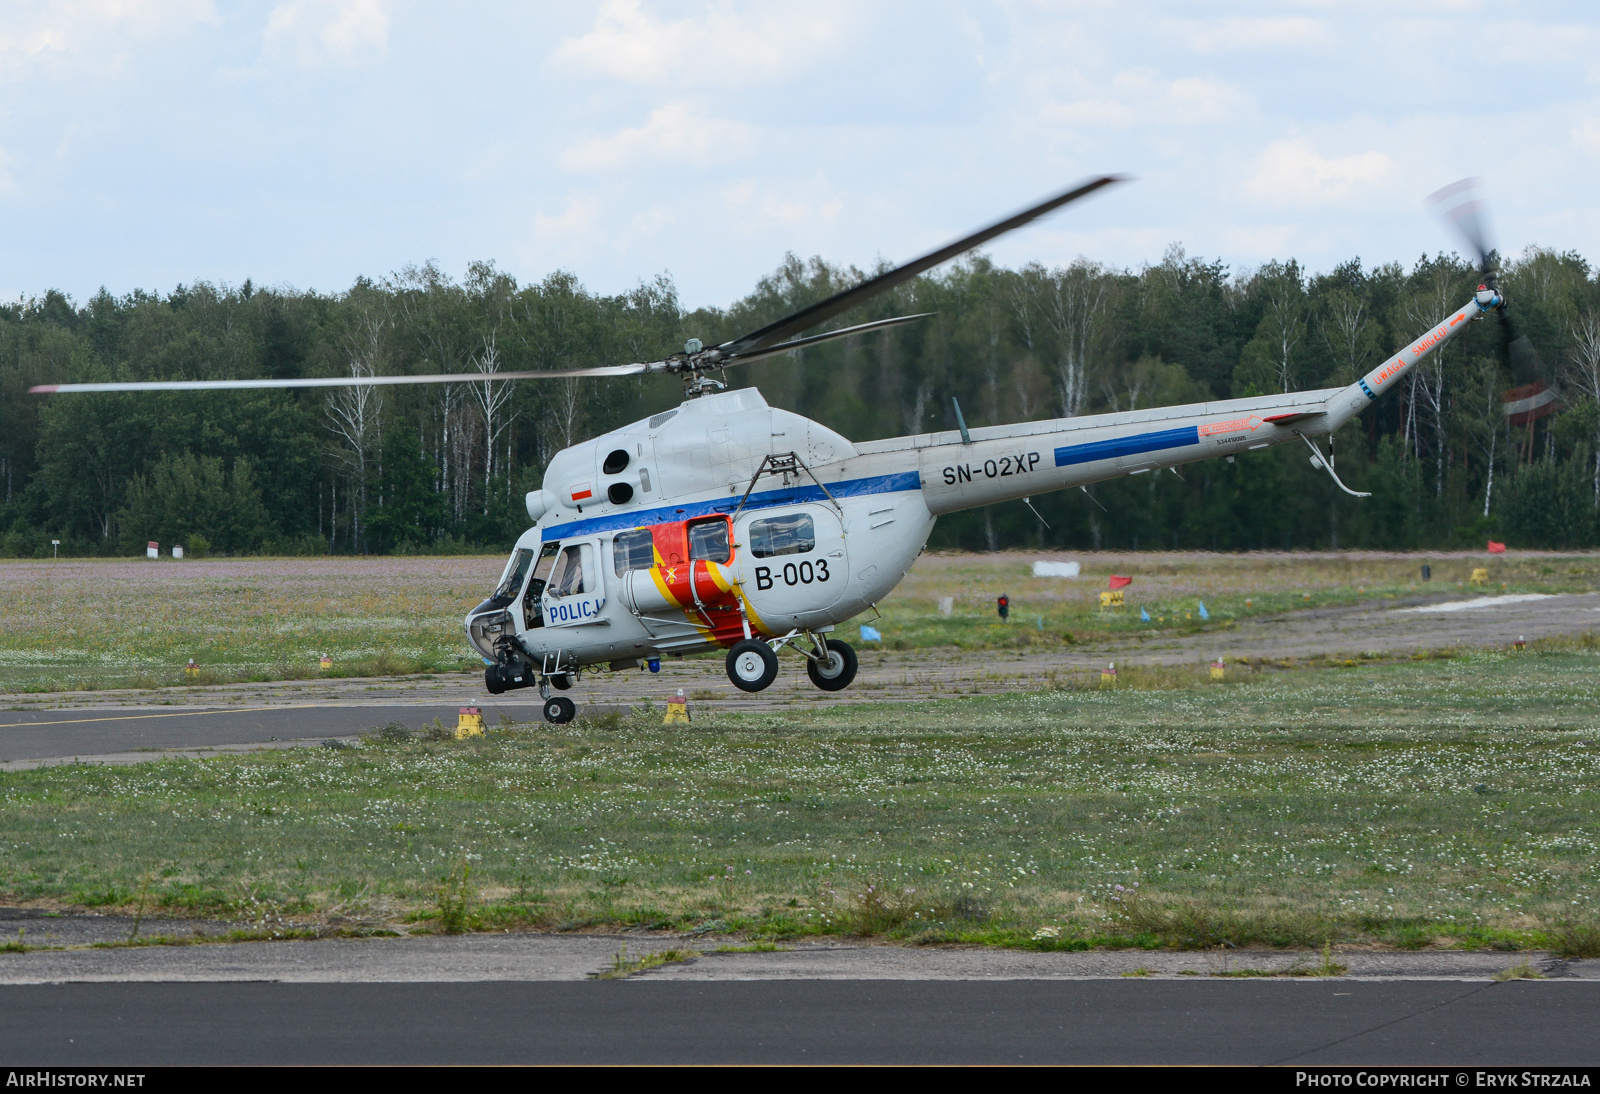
569 482 593 502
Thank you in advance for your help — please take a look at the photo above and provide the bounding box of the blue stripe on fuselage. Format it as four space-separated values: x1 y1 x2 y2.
540 471 922 541
1054 426 1200 467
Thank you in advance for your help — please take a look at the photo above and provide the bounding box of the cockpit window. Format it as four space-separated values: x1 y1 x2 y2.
522 542 561 629
532 542 560 583
687 518 731 564
546 543 594 598
493 548 534 602
748 513 814 558
613 528 655 576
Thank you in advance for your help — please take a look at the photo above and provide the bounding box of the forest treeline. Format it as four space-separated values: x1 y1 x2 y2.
3 244 1600 558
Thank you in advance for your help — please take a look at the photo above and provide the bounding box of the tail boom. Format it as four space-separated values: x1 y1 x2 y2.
866 291 1491 517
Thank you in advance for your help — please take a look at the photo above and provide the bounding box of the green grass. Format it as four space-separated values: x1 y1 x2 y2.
6 551 1600 691
871 550 1600 651
1 647 1597 950
0 556 496 692
1492 959 1546 981
594 944 696 979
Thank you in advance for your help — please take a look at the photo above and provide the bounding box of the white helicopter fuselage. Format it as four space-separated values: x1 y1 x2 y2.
464 287 1500 688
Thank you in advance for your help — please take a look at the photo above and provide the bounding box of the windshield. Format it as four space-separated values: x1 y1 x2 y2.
492 548 534 603
521 542 562 628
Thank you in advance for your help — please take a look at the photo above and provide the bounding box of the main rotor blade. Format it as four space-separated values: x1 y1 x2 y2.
723 313 934 366
717 174 1129 361
1425 177 1492 272
29 362 658 394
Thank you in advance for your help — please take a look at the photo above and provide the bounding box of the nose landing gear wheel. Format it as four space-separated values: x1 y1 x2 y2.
726 639 779 692
543 696 576 724
805 638 858 692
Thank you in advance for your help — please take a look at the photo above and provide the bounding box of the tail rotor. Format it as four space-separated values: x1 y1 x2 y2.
1426 177 1553 391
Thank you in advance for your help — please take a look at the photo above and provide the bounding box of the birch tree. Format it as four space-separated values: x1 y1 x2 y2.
1259 263 1307 393
1402 262 1464 495
1564 309 1600 506
325 311 386 551
1321 288 1379 383
1010 260 1109 418
468 331 520 513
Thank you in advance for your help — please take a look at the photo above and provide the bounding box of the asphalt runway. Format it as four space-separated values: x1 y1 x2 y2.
3 980 1595 1065
0 702 546 764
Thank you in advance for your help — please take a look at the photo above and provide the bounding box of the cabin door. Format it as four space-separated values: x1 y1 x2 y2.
733 503 847 624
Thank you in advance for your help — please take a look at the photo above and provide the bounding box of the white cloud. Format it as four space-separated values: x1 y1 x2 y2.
721 177 843 230
263 0 388 67
558 102 758 173
554 0 844 86
1041 69 1251 130
1172 16 1326 54
0 0 217 79
1246 138 1394 204
1 2 1599 310
1574 118 1600 156
533 193 604 250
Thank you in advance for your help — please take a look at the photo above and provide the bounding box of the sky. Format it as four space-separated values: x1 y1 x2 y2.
1 0 1597 311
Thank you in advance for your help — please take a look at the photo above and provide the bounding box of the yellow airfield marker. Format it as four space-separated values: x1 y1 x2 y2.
664 689 690 724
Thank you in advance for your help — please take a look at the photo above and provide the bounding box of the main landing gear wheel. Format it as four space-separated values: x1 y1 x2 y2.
549 673 573 690
806 638 858 692
543 696 576 724
726 639 779 693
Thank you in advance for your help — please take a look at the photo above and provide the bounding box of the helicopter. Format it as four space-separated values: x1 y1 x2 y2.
32 175 1541 724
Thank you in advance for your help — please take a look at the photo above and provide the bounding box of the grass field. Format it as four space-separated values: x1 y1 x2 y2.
0 556 500 693
2 646 1597 953
4 550 1599 692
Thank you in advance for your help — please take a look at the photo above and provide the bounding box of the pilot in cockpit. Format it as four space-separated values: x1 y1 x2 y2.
521 542 561 629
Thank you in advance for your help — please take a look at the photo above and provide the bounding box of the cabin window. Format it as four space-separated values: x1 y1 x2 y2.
613 528 656 576
687 517 732 564
748 513 814 558
546 543 594 598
